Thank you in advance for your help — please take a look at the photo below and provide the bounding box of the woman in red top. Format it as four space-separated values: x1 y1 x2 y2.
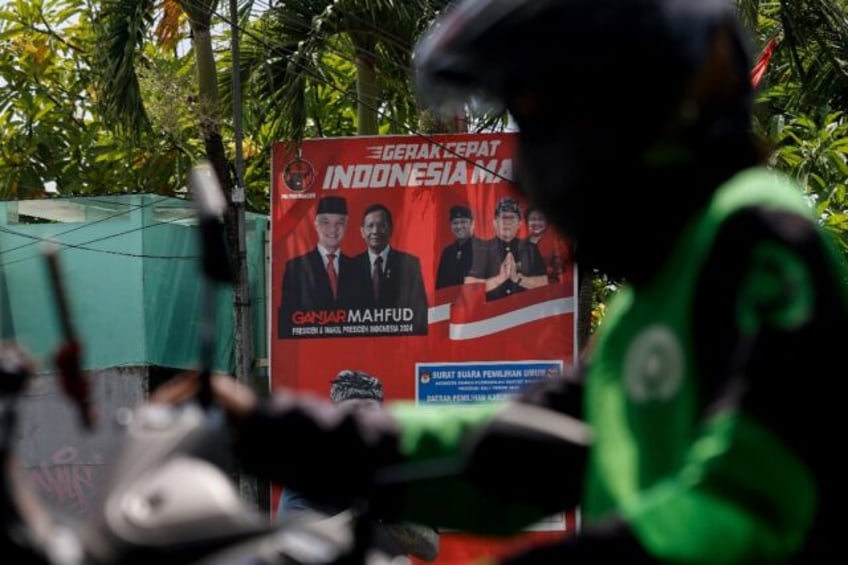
526 207 571 283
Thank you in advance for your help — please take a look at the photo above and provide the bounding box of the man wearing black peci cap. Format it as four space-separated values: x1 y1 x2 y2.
466 196 547 300
279 195 358 337
435 204 483 289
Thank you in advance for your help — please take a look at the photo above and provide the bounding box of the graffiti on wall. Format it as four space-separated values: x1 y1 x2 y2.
26 445 106 517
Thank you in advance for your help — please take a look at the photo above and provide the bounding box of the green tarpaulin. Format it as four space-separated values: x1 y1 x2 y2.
0 195 267 374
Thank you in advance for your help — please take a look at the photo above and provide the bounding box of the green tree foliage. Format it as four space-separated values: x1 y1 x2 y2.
0 0 200 199
224 0 448 142
742 0 848 253
769 111 848 251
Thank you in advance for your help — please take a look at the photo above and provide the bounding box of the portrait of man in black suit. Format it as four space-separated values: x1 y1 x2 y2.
353 203 428 334
279 196 357 337
466 196 548 301
436 204 483 289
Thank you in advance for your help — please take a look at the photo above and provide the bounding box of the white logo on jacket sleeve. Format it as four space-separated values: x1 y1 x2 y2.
624 324 684 402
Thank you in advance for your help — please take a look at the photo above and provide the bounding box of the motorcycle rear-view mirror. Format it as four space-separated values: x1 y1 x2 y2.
189 161 233 285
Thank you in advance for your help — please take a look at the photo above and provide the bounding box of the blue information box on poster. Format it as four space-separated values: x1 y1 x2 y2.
415 360 564 404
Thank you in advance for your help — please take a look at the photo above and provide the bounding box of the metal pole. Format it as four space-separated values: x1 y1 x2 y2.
229 0 258 510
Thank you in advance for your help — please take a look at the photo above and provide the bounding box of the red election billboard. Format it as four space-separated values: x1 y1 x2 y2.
270 133 578 563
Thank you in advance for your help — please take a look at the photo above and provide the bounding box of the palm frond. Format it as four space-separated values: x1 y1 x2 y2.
735 0 760 37
776 0 848 110
222 0 450 142
92 0 157 136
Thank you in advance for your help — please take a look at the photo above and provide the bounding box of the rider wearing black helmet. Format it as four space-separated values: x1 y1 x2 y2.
157 0 841 562
412 0 841 561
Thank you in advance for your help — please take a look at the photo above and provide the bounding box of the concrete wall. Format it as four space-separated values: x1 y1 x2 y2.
14 365 147 520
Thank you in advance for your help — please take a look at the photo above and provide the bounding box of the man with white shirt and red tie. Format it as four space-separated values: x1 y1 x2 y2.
353 203 428 335
278 196 358 337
